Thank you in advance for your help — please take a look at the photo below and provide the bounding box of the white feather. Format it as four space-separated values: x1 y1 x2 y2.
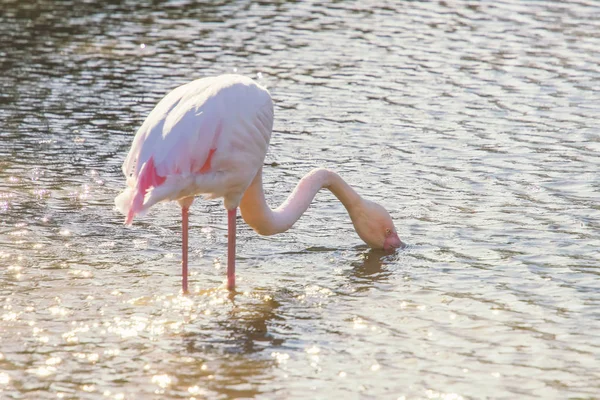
116 74 273 219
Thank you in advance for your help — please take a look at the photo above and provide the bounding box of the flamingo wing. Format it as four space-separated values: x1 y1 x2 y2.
115 75 273 223
123 76 220 179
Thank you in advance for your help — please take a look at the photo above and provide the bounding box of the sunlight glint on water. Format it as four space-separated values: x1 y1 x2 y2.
0 1 599 399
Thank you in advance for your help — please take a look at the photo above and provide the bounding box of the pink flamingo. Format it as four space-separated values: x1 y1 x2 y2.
115 74 402 293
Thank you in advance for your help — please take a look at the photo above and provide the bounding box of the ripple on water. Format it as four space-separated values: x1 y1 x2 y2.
1 0 600 398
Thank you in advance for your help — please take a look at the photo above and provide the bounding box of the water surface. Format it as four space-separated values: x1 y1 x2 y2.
1 1 599 399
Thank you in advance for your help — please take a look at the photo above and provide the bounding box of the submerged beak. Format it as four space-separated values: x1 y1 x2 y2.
383 232 403 251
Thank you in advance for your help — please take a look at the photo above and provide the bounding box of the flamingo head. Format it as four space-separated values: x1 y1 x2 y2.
350 199 403 251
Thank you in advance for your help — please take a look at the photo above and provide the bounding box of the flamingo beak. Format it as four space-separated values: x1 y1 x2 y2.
383 232 403 251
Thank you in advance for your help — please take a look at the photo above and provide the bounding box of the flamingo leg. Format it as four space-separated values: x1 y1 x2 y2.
227 208 236 290
182 205 189 294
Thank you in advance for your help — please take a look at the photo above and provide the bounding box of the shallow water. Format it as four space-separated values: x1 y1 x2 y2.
1 0 599 399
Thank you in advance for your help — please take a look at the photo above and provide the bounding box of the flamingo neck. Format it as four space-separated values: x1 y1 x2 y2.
239 168 362 236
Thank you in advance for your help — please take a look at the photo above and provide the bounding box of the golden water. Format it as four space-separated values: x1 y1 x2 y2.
1 1 599 398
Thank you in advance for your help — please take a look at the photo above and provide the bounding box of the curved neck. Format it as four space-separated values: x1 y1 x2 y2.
239 168 362 236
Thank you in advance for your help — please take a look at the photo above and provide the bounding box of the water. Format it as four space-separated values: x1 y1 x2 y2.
1 1 599 398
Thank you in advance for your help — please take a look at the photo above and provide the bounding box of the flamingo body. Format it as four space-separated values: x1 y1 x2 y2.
115 74 273 220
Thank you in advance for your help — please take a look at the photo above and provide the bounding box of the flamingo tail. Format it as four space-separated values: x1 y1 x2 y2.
115 157 166 225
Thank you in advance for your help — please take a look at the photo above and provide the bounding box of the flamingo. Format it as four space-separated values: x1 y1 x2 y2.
115 74 402 293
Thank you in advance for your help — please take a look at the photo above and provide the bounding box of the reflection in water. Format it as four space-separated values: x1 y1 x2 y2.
347 248 394 291
178 290 284 398
184 290 284 355
1 0 600 398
